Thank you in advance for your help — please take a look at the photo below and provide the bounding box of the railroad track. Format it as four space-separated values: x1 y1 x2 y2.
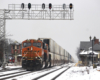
0 71 32 80
32 67 70 80
0 66 60 80
0 64 72 80
51 67 70 80
0 70 27 77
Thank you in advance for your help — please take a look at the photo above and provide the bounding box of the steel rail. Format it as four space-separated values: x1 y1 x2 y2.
32 67 63 80
51 67 70 80
0 70 26 77
0 66 54 80
0 71 32 80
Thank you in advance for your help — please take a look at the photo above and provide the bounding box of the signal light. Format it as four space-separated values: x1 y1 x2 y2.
63 4 66 9
49 3 52 9
21 3 24 9
42 3 45 9
69 3 73 9
28 3 31 9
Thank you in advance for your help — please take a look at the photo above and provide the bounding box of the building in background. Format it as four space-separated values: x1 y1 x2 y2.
10 41 22 65
79 38 100 66
0 38 22 66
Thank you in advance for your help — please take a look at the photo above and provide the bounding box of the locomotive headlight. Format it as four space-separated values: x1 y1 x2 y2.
35 57 37 59
31 47 33 50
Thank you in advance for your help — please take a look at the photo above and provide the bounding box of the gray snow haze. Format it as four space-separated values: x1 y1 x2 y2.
0 0 100 62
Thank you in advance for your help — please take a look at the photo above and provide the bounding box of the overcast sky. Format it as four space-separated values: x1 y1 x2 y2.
0 0 100 62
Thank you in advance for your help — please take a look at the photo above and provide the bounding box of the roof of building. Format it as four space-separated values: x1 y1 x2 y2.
80 41 100 51
11 43 21 45
79 50 99 55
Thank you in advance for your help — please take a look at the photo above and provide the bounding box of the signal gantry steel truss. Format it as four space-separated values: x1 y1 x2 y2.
0 3 74 37
0 4 74 20
0 4 74 68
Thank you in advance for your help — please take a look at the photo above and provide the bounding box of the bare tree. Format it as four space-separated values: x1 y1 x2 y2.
0 38 14 67
0 33 12 67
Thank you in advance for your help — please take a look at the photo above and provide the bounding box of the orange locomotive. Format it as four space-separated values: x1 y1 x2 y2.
22 39 51 70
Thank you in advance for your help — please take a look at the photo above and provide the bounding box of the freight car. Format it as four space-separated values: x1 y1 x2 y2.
22 38 68 71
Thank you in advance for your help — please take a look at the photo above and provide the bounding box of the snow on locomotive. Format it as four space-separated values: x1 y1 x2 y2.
22 38 68 71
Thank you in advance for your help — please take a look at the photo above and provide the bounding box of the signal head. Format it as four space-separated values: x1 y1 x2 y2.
63 4 66 9
21 3 24 9
69 3 73 9
42 3 45 9
28 3 31 9
49 3 52 9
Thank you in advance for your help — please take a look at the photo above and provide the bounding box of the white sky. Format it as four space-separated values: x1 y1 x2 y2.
0 0 100 62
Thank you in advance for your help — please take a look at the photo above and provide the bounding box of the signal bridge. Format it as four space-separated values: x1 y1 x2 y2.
0 3 74 20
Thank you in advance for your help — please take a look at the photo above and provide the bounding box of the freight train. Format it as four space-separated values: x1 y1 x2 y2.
22 38 72 71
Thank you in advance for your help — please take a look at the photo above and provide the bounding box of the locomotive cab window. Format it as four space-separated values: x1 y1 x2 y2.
37 43 41 48
43 43 47 50
33 43 37 47
23 43 31 48
33 43 41 48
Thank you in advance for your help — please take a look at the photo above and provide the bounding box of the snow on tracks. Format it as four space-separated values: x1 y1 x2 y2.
0 63 74 80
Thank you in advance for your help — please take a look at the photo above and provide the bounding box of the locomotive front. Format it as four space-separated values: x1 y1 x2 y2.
22 39 43 70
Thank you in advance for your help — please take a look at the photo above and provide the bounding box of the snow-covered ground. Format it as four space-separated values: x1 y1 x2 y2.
56 66 100 80
0 63 21 70
38 67 69 80
0 63 75 80
5 65 21 69
2 63 100 80
6 66 64 80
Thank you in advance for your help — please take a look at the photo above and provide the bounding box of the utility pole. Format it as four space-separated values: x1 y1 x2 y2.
89 36 96 66
14 45 17 66
92 40 93 65
1 9 6 69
